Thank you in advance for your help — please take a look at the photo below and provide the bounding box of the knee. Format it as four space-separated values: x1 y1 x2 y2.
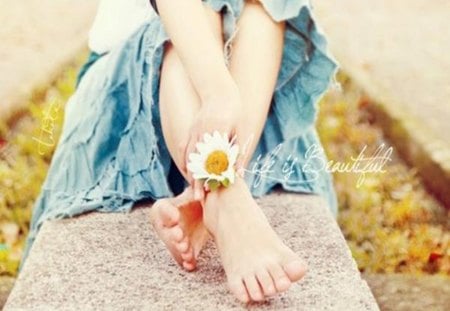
162 4 224 64
242 0 284 29
243 0 265 13
202 3 224 48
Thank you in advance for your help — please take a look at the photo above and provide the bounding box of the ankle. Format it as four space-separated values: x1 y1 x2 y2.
201 176 248 233
201 193 219 237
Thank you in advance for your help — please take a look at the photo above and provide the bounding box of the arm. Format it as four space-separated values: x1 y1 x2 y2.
155 0 242 200
155 0 237 102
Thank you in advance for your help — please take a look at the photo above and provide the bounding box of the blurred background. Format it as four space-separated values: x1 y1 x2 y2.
0 0 449 309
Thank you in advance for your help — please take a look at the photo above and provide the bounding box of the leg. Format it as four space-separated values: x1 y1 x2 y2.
230 2 285 164
159 6 224 176
150 5 223 271
203 2 306 302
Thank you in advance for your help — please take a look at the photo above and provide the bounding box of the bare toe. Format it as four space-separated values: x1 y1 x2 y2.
175 237 190 253
268 264 291 292
171 187 195 206
168 226 184 243
244 275 264 302
205 177 307 302
182 261 196 271
180 246 194 262
158 201 180 228
283 259 307 282
228 278 250 303
256 269 276 297
150 190 209 273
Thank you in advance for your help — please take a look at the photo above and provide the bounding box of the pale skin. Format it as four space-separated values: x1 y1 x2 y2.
149 0 307 303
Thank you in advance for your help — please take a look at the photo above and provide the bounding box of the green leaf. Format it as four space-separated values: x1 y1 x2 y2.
207 179 220 191
221 178 230 188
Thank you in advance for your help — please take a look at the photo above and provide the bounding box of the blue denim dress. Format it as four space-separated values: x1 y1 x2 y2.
22 0 338 263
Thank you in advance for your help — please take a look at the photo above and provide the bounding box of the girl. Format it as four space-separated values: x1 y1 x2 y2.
23 0 338 303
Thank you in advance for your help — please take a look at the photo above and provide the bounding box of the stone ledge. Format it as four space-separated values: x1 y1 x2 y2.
363 273 450 311
314 0 450 208
333 61 450 209
4 193 379 310
364 91 450 209
0 0 98 124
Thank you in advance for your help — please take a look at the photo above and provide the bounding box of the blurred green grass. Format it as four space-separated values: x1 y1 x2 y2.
0 68 448 276
318 74 449 274
0 66 75 275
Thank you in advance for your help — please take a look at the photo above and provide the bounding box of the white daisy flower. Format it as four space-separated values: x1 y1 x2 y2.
187 131 239 190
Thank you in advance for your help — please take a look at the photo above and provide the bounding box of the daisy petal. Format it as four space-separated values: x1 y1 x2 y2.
193 171 210 179
195 142 210 154
187 163 205 174
203 133 213 144
223 168 235 184
188 153 202 162
213 131 222 141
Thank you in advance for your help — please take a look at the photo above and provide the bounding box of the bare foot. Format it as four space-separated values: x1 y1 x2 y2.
150 187 210 271
203 177 307 303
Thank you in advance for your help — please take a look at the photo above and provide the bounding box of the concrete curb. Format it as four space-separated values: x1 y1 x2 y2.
0 277 15 309
4 193 379 310
363 273 450 310
0 0 98 126
342 66 450 208
0 42 87 126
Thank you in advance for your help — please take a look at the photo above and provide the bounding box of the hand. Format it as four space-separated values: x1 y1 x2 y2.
182 86 242 200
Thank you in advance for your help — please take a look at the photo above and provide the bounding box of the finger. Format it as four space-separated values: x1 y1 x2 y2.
194 179 204 201
222 127 235 142
235 154 247 178
177 139 189 175
229 128 238 143
185 132 199 184
206 120 232 142
236 130 253 154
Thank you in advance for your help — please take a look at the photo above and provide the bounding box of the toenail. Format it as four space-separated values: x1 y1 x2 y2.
177 241 188 250
183 261 195 271
241 295 249 303
253 293 263 301
181 252 192 261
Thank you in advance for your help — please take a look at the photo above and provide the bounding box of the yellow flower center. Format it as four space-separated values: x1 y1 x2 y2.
205 150 229 175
